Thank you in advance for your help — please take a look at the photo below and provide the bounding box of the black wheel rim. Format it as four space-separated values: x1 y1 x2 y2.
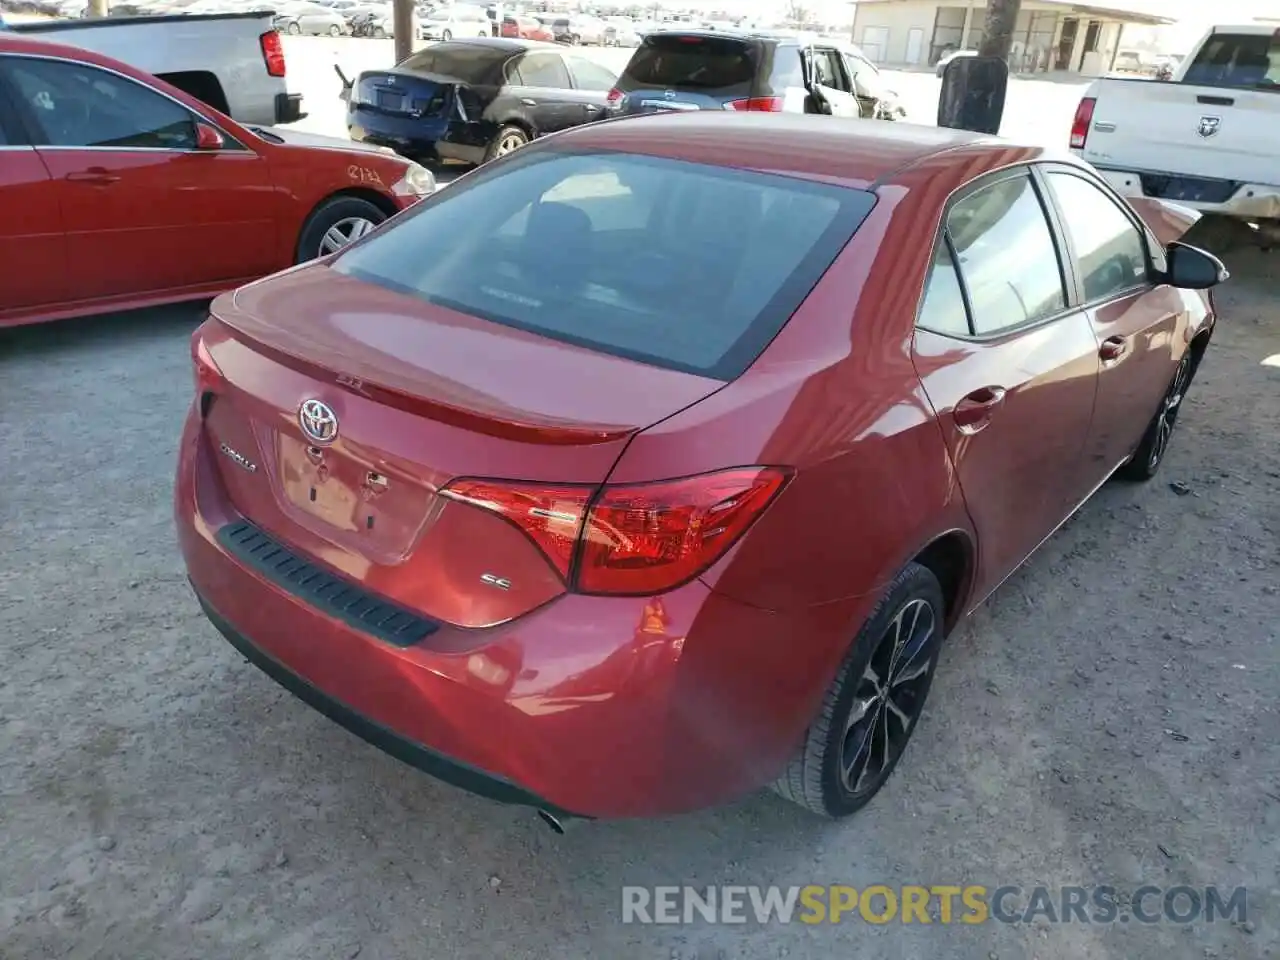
1149 355 1191 469
840 598 937 797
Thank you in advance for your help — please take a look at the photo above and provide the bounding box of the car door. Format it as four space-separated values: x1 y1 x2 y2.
807 46 860 117
842 49 883 117
1 54 276 302
562 53 616 125
507 51 576 134
1038 165 1188 482
0 71 68 319
912 168 1101 601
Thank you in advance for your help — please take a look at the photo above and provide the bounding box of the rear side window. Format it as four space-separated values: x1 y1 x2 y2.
620 34 757 92
947 173 1066 336
334 150 876 379
512 52 569 88
398 42 507 83
917 242 970 337
1182 30 1280 89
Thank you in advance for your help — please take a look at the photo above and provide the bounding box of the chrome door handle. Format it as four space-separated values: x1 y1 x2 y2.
521 97 537 106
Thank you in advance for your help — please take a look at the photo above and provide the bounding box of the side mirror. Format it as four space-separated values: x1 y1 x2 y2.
194 123 225 150
937 55 1009 134
1163 241 1230 289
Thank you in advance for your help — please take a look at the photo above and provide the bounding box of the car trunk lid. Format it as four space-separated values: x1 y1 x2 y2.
352 69 455 118
197 264 725 628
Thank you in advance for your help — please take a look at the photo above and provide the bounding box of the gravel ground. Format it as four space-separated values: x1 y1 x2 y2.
2 238 1278 958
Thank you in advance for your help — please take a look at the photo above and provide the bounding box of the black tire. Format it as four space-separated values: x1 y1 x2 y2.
570 33 580 44
295 196 387 263
441 28 452 40
286 21 301 34
772 563 946 818
483 124 529 163
1117 352 1193 482
328 24 341 36
372 26 385 38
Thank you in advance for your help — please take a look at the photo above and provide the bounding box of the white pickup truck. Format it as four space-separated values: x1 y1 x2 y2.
1069 24 1279 233
10 12 303 125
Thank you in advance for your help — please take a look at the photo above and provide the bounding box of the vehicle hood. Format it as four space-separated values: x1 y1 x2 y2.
254 126 403 159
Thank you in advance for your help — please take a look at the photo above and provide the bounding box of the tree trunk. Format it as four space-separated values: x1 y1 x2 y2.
393 0 414 62
977 0 1021 60
86 0 109 17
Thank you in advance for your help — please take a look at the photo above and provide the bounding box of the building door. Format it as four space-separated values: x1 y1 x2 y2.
905 28 925 65
861 26 888 63
1056 17 1078 69
1079 20 1101 70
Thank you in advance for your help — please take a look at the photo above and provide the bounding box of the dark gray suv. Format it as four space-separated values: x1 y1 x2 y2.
605 30 904 120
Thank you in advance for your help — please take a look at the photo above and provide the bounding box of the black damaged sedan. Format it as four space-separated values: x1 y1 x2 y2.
342 38 619 165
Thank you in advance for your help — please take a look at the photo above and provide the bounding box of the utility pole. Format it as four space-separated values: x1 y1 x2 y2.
977 0 1021 60
393 0 414 62
86 0 109 17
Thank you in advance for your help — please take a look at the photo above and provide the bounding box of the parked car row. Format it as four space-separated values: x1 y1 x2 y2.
339 30 907 167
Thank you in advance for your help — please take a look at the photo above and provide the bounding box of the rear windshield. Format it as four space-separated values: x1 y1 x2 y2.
1182 30 1280 89
397 42 507 83
621 34 757 91
333 150 876 380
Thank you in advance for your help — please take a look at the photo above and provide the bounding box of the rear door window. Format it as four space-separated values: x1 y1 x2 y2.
1182 30 1280 89
512 52 570 89
333 150 877 379
946 172 1067 336
620 34 757 94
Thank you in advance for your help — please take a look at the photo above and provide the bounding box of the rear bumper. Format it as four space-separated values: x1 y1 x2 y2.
275 92 305 125
347 107 486 164
175 401 856 817
1083 160 1280 221
194 588 584 817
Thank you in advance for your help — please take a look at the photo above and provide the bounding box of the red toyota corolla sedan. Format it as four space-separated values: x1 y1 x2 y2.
0 34 434 329
176 113 1227 824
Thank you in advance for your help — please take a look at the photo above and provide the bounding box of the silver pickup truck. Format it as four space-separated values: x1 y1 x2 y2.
10 12 303 125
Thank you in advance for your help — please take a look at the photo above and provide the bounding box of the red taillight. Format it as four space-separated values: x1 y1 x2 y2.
260 30 286 78
439 467 791 595
439 479 592 580
676 35 703 43
1070 96 1096 149
727 96 784 112
192 330 223 395
606 87 623 105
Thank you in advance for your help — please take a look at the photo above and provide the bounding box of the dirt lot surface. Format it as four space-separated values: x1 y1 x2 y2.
1 235 1277 959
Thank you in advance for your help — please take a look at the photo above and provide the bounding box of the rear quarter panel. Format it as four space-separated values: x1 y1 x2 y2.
603 184 976 785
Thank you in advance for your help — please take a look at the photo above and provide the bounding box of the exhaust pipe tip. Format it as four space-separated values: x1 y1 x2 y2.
537 809 566 834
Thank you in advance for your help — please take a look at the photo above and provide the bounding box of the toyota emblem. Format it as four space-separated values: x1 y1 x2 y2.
298 398 339 444
663 89 677 100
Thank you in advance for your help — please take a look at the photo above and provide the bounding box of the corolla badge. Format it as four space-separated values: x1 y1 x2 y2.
1196 115 1221 139
663 88 677 100
298 398 339 444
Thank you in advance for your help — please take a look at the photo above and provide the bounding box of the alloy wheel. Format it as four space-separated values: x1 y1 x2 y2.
839 597 937 798
1149 355 1191 470
494 132 526 156
318 216 377 256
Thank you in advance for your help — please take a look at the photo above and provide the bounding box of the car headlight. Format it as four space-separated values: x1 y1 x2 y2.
392 162 436 198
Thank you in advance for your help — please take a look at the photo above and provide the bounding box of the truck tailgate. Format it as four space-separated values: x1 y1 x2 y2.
1081 78 1280 187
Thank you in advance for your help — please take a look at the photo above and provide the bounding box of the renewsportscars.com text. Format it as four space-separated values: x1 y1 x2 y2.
621 884 1248 926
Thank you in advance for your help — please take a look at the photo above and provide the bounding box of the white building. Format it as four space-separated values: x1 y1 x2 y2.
851 0 1173 75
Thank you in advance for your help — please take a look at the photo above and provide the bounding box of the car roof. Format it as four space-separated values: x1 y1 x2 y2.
435 36 552 51
0 30 133 65
551 112 1041 190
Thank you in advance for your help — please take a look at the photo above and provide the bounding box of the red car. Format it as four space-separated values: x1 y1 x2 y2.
177 113 1227 823
0 33 434 329
501 15 554 41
